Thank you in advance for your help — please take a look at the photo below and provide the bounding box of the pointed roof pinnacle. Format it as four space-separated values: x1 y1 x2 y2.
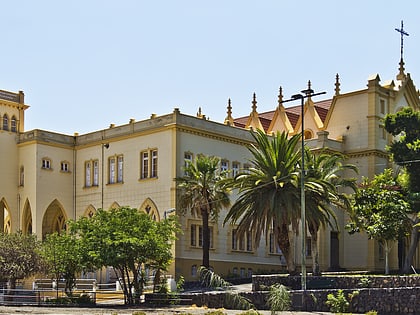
224 98 234 126
306 80 312 100
335 73 341 96
252 92 257 113
397 58 406 81
277 86 284 108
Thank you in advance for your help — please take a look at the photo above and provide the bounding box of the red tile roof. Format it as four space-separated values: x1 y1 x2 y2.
232 98 333 131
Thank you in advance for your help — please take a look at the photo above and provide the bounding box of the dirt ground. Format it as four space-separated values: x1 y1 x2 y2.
0 305 335 315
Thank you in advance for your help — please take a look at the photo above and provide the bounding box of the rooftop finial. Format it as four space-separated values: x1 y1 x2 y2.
395 20 409 81
197 107 203 118
335 73 341 96
252 93 257 112
224 98 234 126
278 86 283 107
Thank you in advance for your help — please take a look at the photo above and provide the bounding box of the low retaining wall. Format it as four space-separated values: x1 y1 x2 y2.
186 288 419 315
184 275 420 314
252 274 420 290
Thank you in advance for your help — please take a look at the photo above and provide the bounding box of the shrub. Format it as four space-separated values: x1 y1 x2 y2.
325 289 359 313
365 311 377 315
267 284 291 314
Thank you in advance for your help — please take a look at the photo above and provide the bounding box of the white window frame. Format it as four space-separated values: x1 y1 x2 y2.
42 158 51 169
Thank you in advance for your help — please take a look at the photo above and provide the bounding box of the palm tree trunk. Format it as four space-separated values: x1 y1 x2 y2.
277 223 296 275
202 208 210 268
310 230 320 276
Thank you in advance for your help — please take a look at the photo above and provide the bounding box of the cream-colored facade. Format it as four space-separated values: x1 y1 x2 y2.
1 61 420 281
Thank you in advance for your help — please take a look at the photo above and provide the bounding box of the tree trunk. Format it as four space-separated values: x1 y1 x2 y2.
201 208 210 268
310 229 320 276
402 216 420 274
384 241 390 275
276 223 296 275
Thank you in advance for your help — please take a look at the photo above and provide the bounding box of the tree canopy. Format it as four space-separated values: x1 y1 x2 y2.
41 232 86 296
70 207 180 304
346 169 411 274
176 154 230 268
384 107 420 273
0 232 43 290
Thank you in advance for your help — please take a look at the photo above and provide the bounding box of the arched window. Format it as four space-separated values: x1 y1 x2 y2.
11 116 17 132
2 115 9 131
304 129 313 140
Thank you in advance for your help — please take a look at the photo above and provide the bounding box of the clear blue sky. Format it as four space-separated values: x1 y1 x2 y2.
1 1 419 135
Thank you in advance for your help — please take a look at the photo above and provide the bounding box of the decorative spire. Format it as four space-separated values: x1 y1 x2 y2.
395 20 409 81
335 73 341 96
252 93 257 113
224 98 234 126
277 86 283 108
306 80 312 100
197 107 203 118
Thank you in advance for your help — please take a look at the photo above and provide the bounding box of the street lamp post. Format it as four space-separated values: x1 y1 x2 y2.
282 86 325 292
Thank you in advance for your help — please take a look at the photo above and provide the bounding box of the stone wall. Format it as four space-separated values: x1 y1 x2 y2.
182 275 420 314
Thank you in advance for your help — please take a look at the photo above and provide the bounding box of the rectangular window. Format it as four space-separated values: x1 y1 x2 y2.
232 228 252 252
60 162 69 172
42 159 51 169
117 155 123 183
190 223 213 249
232 229 238 250
108 155 123 184
151 150 158 178
232 162 240 178
243 163 251 174
246 231 253 252
141 151 149 179
191 224 197 247
93 160 99 186
141 149 158 179
221 160 229 173
184 152 193 175
380 99 386 115
269 232 282 254
109 157 116 184
85 162 91 187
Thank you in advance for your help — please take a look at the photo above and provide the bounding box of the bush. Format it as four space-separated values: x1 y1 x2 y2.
325 289 359 313
267 284 291 314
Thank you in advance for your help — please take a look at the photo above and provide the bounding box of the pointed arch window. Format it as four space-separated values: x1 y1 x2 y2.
11 116 17 132
2 114 8 131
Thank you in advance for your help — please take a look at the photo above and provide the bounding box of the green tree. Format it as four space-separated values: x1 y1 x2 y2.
70 207 179 305
384 107 420 273
0 232 43 295
346 169 411 274
41 232 85 296
304 149 357 275
223 130 302 274
176 154 231 269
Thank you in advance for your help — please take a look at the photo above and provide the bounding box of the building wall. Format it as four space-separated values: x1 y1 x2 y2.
1 68 420 282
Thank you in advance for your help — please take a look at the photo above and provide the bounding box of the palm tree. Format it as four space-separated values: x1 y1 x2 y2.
303 149 357 275
223 129 302 274
176 154 231 268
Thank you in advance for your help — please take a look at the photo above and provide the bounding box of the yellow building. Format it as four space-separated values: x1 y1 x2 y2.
1 59 419 282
